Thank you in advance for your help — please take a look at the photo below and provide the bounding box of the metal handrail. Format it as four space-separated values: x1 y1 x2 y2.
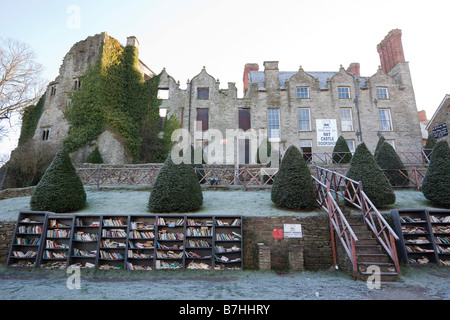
312 175 359 279
316 166 400 274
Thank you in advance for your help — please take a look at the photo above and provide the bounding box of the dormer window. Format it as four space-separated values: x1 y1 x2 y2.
296 87 309 99
157 88 169 100
338 87 350 99
377 87 389 99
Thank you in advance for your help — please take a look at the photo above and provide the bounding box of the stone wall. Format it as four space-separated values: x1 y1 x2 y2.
0 222 15 263
243 214 333 271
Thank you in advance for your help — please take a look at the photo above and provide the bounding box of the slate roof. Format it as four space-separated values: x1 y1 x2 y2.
248 71 368 90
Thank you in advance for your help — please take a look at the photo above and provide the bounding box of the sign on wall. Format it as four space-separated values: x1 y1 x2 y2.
432 122 448 139
316 119 338 147
283 224 303 238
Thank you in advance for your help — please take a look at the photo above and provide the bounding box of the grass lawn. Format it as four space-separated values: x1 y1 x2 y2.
0 187 444 222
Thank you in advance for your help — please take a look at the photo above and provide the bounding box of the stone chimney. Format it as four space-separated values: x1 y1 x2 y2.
243 63 259 96
263 61 279 92
418 110 428 123
126 36 140 49
377 29 405 73
346 62 360 76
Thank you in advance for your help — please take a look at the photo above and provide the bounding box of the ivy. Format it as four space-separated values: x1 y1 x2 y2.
63 36 178 163
18 93 46 146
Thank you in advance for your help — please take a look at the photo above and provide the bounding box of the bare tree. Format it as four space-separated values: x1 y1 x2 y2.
0 38 45 122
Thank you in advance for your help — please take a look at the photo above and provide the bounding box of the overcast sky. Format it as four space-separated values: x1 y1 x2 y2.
1 0 449 157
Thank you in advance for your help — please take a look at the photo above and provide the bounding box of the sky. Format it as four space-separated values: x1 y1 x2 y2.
1 0 450 158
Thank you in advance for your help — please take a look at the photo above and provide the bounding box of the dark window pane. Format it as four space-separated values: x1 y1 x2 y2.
238 109 251 131
197 108 209 131
197 88 209 100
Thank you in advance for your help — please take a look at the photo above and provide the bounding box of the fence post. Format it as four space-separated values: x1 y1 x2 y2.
414 167 419 189
96 166 101 190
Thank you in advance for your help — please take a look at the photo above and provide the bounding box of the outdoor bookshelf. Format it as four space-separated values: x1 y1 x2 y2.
7 211 49 268
392 209 450 266
7 212 243 271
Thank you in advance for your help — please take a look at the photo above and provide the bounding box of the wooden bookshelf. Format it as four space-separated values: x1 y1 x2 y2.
40 215 74 269
7 211 48 268
8 212 243 271
392 209 450 266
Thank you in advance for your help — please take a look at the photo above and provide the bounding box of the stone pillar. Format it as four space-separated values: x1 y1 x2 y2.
258 244 271 270
288 245 304 271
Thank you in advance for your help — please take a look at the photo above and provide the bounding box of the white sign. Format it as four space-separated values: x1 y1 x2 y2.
316 119 338 147
284 224 303 238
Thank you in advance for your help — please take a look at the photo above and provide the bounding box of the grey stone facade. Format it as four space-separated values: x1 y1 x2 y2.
160 30 423 164
426 94 450 145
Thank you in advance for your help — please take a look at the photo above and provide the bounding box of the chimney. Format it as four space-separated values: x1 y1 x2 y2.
263 61 279 92
418 110 428 123
126 36 140 49
377 29 405 73
243 63 259 96
346 62 360 76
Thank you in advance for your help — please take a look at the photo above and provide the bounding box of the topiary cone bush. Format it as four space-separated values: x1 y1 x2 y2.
421 141 450 208
332 136 352 164
271 145 316 210
30 148 86 213
148 149 203 213
374 135 386 158
375 142 408 187
345 142 395 207
86 146 104 164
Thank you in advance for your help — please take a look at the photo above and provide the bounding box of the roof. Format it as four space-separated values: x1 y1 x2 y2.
426 94 450 131
248 70 368 90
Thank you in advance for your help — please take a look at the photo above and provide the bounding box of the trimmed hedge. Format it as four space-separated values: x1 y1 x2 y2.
421 141 450 207
332 136 352 164
148 151 203 213
374 135 386 158
346 142 395 207
86 147 104 164
271 145 316 210
375 142 407 186
30 149 86 213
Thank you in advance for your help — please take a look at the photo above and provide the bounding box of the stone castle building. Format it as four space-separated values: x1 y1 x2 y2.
6 29 423 173
160 29 423 164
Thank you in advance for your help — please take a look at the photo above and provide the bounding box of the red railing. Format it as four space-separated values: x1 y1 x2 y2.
316 166 400 274
312 175 359 279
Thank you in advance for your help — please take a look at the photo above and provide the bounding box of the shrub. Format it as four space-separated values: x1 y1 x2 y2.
30 148 86 213
86 147 104 164
421 141 450 207
271 145 316 210
423 134 437 160
332 136 352 163
374 135 386 158
346 142 395 207
148 150 203 213
375 142 408 186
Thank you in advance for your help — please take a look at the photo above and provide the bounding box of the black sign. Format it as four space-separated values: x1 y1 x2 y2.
433 122 448 139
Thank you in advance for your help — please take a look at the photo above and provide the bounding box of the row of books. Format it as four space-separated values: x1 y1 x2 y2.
185 251 211 259
187 261 211 269
187 239 210 248
99 250 124 260
128 250 153 259
47 229 70 238
215 245 240 253
430 215 450 223
45 240 69 249
215 232 241 241
127 262 153 270
216 219 240 226
408 256 429 265
158 232 184 240
101 239 126 248
129 241 154 249
432 226 450 234
129 230 155 239
74 231 98 241
75 218 99 226
43 250 67 259
435 236 450 244
399 216 425 223
402 226 427 234
405 245 434 253
187 227 212 237
49 219 70 228
102 229 127 238
12 250 37 258
18 226 42 234
103 218 126 227
73 248 96 257
158 217 184 226
436 245 450 254
187 219 213 226
156 250 183 259
404 237 429 244
440 259 450 266
130 222 155 230
15 237 40 245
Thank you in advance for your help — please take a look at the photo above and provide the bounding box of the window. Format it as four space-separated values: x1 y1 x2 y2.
267 109 280 141
73 79 81 91
377 87 389 99
340 108 353 131
50 85 57 96
296 87 309 99
300 140 312 163
346 140 355 153
298 108 311 131
378 109 393 131
238 108 251 131
159 107 167 129
41 129 50 141
338 87 350 99
157 88 169 100
197 87 209 100
386 139 396 150
196 108 209 131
